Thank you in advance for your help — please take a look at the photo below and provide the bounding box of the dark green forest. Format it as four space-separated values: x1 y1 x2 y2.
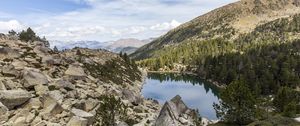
135 13 300 125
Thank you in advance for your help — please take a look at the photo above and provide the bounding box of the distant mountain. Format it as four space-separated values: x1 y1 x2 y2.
131 0 300 59
50 40 113 50
107 38 154 54
50 38 153 54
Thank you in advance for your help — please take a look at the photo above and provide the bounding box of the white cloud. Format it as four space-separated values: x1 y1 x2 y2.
0 20 25 33
3 0 238 41
150 20 181 31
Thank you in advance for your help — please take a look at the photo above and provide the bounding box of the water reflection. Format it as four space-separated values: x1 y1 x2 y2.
142 73 220 120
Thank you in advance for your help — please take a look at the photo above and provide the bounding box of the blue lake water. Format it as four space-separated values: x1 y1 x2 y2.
142 73 220 120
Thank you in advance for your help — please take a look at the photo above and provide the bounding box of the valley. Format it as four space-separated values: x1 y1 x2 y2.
131 0 300 125
0 0 299 125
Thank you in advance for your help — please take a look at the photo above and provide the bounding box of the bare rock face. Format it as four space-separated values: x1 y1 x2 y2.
22 68 49 88
0 90 31 110
155 95 199 126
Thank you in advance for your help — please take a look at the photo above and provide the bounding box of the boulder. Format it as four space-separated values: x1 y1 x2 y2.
0 90 31 109
1 79 22 90
40 94 58 108
33 46 51 57
64 65 86 80
49 90 64 104
0 102 9 122
0 81 6 90
71 108 94 125
122 89 142 105
50 79 75 91
34 84 49 96
83 98 99 112
294 0 300 6
42 55 62 66
23 97 42 109
42 102 63 116
0 47 20 60
117 121 129 126
13 116 26 126
22 68 49 88
12 60 28 70
1 65 19 77
67 116 88 126
155 95 198 126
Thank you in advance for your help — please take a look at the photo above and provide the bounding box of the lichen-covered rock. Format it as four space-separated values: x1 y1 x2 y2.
0 90 31 110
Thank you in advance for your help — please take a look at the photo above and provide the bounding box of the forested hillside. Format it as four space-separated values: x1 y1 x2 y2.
138 14 300 71
133 2 300 125
131 0 300 60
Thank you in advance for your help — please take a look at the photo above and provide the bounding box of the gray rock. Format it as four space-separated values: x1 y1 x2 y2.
67 116 88 126
1 65 19 77
134 106 144 113
42 102 63 116
122 89 142 105
117 121 129 126
33 46 51 57
83 98 99 112
34 84 49 96
0 81 6 90
0 102 9 122
0 47 20 60
294 0 300 6
0 90 31 109
71 108 94 125
22 68 49 88
42 55 62 66
51 79 75 91
64 65 86 80
49 90 64 104
23 97 42 110
1 79 22 90
155 95 197 126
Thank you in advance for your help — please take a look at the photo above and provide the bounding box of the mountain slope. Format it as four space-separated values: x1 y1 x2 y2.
0 35 162 125
131 0 300 60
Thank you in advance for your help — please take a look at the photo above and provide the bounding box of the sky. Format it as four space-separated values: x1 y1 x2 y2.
0 0 238 42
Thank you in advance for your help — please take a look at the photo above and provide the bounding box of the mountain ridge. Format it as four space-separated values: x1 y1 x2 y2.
51 38 153 54
131 0 300 60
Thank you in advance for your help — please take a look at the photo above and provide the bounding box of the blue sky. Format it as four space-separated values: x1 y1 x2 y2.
0 0 238 42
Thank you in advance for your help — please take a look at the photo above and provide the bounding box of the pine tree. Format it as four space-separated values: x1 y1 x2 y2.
53 46 59 53
213 79 256 125
8 30 17 36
